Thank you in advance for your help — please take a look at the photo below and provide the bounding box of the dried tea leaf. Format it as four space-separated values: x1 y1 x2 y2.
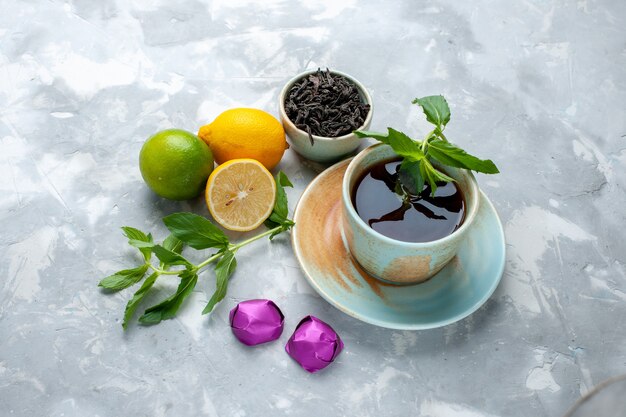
285 69 370 144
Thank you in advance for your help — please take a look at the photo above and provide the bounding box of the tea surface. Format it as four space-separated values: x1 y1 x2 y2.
352 159 465 243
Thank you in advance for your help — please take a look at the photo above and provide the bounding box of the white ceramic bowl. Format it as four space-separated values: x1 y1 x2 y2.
278 69 373 162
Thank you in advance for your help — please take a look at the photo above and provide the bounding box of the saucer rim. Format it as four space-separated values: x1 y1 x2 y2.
291 158 506 330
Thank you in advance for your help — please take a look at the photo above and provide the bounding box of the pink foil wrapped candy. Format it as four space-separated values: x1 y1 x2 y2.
285 315 344 373
229 299 284 346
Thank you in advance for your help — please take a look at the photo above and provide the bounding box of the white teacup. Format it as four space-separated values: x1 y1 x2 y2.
341 143 480 285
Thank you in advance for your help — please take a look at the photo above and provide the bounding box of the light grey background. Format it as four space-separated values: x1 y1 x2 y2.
1 1 625 416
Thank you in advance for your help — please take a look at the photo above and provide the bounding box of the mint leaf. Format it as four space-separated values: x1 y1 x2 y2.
139 270 198 324
162 234 184 254
276 170 293 188
202 250 237 314
412 95 451 128
427 139 499 174
121 226 151 241
419 162 437 196
265 171 295 229
272 171 293 220
151 244 192 268
355 128 425 162
398 160 424 195
162 213 229 250
98 264 149 291
122 226 153 261
430 165 455 183
122 272 158 329
419 159 455 196
264 214 285 229
127 240 154 249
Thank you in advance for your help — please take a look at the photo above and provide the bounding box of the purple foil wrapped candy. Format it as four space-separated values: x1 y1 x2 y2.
285 315 344 373
229 299 284 346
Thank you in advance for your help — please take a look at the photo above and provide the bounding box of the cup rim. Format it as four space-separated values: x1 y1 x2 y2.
278 69 373 142
342 142 480 247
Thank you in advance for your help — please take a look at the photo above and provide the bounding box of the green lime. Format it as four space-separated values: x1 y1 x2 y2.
139 129 214 200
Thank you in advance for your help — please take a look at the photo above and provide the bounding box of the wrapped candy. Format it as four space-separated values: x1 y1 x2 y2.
229 299 284 346
285 315 344 373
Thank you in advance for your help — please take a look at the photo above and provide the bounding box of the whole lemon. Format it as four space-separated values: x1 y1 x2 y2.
139 129 214 200
198 108 288 170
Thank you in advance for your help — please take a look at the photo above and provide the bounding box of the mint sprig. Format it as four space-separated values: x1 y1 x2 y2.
355 95 499 196
99 171 295 329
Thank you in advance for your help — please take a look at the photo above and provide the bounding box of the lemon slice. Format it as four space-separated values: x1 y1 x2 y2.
206 159 277 231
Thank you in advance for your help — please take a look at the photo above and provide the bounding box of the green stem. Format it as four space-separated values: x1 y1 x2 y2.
195 252 224 271
195 225 283 271
422 129 435 152
230 226 281 251
147 264 180 275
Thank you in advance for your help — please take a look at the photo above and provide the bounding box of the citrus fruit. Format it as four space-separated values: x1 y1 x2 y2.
198 108 288 170
205 158 277 231
139 129 214 200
